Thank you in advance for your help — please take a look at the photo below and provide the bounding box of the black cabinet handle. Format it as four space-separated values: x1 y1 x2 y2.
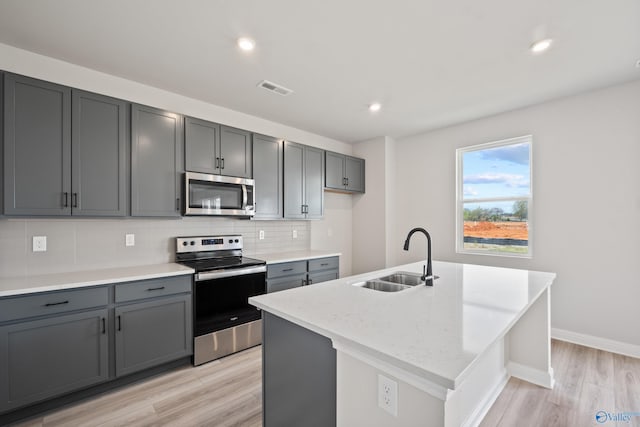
176 198 180 211
282 268 294 272
305 205 309 214
147 286 165 291
63 192 69 207
308 278 313 285
72 192 78 208
44 300 69 307
101 318 106 334
117 315 122 331
320 263 329 266
345 178 349 186
215 157 220 169
301 279 306 286
301 204 305 214
221 158 225 169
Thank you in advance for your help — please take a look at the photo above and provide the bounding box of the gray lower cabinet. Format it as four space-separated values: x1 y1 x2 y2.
284 141 324 219
115 294 192 377
0 275 193 415
267 257 339 293
131 104 183 217
252 134 283 219
3 74 129 216
184 119 252 178
0 308 109 413
325 151 365 193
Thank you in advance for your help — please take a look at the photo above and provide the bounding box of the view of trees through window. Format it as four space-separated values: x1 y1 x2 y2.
458 136 532 256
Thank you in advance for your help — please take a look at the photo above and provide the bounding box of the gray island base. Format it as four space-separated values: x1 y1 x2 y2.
251 260 556 427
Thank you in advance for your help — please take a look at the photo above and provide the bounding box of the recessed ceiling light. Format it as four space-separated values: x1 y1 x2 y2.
369 102 382 112
237 37 256 52
530 38 553 54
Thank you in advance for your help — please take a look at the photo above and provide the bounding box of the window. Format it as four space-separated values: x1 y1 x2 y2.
456 135 532 257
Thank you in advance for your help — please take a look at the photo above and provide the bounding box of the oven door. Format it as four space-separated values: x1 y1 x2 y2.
184 171 255 216
194 266 266 337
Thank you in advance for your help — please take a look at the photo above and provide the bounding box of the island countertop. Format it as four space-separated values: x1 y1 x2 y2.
249 260 556 390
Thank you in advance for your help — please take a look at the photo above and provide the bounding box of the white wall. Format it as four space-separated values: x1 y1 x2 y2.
0 43 354 276
392 79 640 348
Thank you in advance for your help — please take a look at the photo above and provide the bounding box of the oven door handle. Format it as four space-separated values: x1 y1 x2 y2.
196 265 266 282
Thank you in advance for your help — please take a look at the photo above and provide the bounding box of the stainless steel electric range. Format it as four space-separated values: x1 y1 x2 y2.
175 235 266 365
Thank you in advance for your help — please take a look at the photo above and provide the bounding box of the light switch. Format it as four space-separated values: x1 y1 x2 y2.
33 236 47 252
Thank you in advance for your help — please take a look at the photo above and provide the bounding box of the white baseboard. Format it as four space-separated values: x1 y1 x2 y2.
507 362 555 389
462 372 509 427
551 328 640 359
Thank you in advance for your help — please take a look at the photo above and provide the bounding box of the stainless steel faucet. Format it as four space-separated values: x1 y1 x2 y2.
403 227 434 286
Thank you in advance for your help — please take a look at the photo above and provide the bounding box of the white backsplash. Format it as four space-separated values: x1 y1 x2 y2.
0 217 310 278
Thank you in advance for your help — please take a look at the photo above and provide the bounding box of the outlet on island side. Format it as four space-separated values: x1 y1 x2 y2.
259 230 265 240
378 374 398 417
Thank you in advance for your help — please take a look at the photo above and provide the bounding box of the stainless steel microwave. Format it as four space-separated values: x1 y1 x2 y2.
183 172 255 217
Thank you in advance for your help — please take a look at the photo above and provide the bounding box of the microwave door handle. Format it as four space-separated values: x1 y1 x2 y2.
242 185 248 209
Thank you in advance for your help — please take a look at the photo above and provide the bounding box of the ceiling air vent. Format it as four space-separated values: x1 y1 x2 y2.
257 80 294 96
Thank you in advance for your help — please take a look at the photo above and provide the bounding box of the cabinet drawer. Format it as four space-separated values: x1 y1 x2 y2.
308 257 339 273
0 287 109 323
308 270 339 285
115 275 192 303
267 275 307 293
267 261 307 279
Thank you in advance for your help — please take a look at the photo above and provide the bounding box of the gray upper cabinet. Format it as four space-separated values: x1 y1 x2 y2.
324 151 365 193
220 126 252 178
184 119 252 178
72 90 128 216
131 104 183 217
184 116 220 174
252 134 283 219
3 74 128 216
3 73 72 216
284 141 324 219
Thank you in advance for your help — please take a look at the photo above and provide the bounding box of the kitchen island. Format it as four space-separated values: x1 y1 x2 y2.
249 260 556 427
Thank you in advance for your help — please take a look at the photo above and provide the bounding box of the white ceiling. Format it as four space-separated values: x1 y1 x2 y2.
0 0 638 143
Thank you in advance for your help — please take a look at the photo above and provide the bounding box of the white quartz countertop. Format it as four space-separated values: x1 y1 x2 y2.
250 260 555 390
0 263 195 297
255 250 341 264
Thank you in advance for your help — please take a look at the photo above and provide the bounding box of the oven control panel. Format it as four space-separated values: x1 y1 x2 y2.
176 235 243 253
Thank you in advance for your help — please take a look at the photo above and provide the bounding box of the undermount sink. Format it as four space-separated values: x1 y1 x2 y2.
354 271 439 292
360 280 410 292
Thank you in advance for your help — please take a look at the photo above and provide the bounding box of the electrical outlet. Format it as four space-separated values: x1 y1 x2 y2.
125 234 135 247
259 230 265 240
32 236 47 252
378 374 398 417
292 229 298 239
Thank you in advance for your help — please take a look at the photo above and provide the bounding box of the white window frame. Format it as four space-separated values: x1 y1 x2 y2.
455 135 533 258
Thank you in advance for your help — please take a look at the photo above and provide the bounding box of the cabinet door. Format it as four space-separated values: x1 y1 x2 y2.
304 146 324 219
71 90 128 216
3 73 71 215
345 156 365 193
115 294 192 377
184 116 220 174
307 270 339 285
220 126 252 178
0 309 108 413
325 151 345 190
131 104 183 217
267 274 306 293
283 141 306 219
253 134 283 219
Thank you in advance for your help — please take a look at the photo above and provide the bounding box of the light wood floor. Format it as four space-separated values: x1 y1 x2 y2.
9 340 640 427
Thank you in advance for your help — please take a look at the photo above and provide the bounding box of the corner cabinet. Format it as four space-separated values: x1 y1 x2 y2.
3 74 128 216
284 141 324 219
252 134 283 219
325 151 365 193
184 117 252 178
131 104 183 217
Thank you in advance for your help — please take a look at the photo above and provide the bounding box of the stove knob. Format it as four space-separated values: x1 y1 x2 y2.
190 241 196 246
228 239 233 244
234 239 239 243
182 241 188 246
